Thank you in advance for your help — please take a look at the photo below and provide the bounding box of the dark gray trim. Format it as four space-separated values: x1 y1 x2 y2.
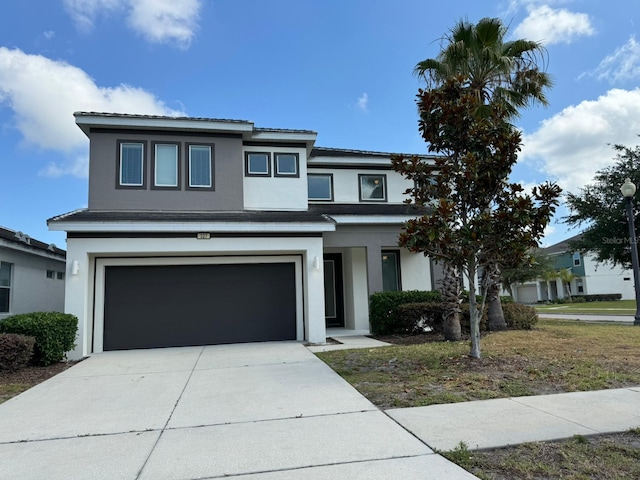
307 173 334 201
116 140 147 190
244 152 272 177
186 143 215 191
150 141 181 190
91 127 242 138
274 152 300 178
308 163 394 171
358 174 387 202
68 232 323 239
243 141 307 148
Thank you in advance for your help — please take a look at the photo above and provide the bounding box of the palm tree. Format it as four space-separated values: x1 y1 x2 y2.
415 17 552 117
557 268 575 302
415 17 552 330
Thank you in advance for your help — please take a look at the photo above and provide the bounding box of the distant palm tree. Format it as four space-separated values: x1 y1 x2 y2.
415 17 552 331
557 268 576 301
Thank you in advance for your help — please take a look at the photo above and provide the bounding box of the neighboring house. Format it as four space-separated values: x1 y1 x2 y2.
48 112 437 359
513 234 635 303
0 226 66 319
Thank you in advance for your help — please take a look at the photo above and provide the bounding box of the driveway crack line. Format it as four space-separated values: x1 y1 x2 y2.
135 346 205 480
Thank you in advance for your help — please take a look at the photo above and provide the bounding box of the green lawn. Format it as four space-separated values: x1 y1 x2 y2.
316 320 640 409
535 299 636 315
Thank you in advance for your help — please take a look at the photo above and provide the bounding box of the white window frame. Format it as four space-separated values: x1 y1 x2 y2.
0 261 12 314
153 143 179 188
245 152 271 176
119 142 145 187
275 153 299 177
188 144 213 189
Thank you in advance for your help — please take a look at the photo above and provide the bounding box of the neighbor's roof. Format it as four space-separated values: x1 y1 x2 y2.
0 226 66 258
544 233 584 255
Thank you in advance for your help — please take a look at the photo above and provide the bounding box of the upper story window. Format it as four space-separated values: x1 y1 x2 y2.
275 153 299 177
245 152 271 176
359 174 387 202
0 261 12 313
308 174 333 201
572 252 581 267
153 143 179 189
118 141 145 188
188 144 214 189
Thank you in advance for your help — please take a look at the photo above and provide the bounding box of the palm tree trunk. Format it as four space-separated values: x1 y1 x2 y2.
441 262 462 341
486 263 507 331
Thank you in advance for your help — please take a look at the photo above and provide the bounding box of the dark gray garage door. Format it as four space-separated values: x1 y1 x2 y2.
103 262 297 351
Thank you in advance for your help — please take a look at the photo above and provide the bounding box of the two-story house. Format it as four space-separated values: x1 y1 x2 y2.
48 113 435 359
513 234 635 303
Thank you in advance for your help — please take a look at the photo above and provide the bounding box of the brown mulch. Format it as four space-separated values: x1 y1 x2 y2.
0 361 78 403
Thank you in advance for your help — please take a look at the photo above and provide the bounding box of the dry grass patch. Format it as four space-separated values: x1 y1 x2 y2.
316 320 640 409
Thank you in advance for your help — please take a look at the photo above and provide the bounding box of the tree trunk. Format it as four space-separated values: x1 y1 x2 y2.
440 262 462 341
486 263 507 331
467 259 481 359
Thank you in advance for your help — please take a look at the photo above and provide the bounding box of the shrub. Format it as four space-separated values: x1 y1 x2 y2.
369 290 441 335
0 333 35 372
459 303 488 332
0 312 78 366
395 302 446 334
582 294 622 302
502 303 538 330
500 296 514 304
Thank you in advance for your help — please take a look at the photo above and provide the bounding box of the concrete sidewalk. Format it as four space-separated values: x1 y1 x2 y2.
538 312 636 323
388 387 640 451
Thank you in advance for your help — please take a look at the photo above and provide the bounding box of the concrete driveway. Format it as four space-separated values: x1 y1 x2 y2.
0 342 476 479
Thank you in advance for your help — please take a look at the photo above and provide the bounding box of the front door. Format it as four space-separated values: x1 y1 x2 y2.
323 253 345 327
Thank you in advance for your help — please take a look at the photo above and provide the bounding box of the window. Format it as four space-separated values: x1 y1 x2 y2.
577 279 584 293
308 174 333 201
381 251 401 291
188 144 214 189
57 272 65 280
359 174 387 202
275 153 299 177
118 142 145 187
46 270 55 279
572 252 581 267
245 152 271 176
0 262 12 313
153 143 179 188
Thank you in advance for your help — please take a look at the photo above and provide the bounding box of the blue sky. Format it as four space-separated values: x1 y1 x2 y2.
0 0 639 249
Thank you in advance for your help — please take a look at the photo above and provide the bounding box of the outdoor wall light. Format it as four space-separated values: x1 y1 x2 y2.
71 260 80 275
313 256 321 271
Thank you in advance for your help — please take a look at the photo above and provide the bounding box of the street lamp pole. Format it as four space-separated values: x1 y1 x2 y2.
620 178 640 326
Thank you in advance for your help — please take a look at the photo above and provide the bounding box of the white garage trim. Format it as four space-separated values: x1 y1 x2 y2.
93 255 304 353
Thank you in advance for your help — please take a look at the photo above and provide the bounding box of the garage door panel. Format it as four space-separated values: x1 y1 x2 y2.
103 263 296 351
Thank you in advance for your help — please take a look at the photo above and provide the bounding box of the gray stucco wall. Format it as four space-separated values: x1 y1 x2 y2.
88 131 244 211
0 247 65 319
323 225 404 294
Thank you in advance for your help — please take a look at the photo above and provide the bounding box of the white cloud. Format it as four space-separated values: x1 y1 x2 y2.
43 31 56 40
357 93 368 112
0 47 182 176
520 88 640 195
513 5 594 45
63 0 201 48
40 155 89 178
586 36 640 84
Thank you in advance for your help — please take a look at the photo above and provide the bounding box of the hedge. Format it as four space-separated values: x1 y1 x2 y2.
0 333 35 372
385 301 487 335
502 303 538 330
369 290 441 335
0 312 77 366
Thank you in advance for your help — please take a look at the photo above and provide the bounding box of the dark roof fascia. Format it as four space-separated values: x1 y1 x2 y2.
0 226 66 258
543 233 584 255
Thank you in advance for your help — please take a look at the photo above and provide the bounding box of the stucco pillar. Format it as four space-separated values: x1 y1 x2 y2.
556 278 565 299
366 244 383 294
